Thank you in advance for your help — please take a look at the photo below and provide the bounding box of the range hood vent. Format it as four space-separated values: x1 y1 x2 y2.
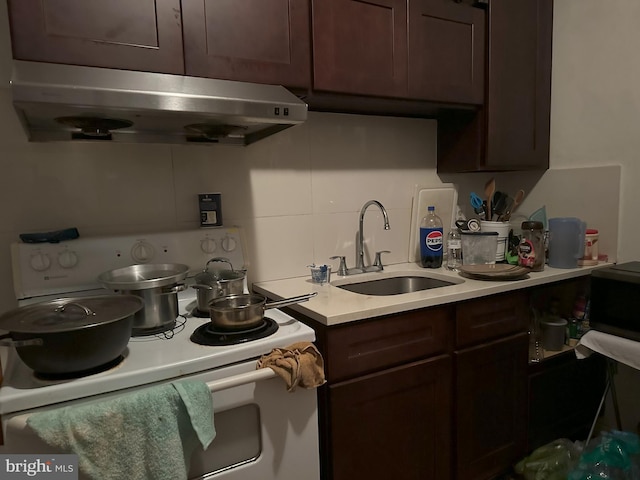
10 61 308 146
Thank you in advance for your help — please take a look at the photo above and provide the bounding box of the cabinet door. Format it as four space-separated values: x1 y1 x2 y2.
485 0 553 170
329 356 451 480
408 0 485 104
436 0 553 173
7 0 184 74
312 0 408 98
455 333 529 480
182 0 311 89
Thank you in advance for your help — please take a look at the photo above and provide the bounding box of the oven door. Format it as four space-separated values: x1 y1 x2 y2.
1 361 320 480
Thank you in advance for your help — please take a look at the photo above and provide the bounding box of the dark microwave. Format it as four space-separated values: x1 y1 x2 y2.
590 262 640 342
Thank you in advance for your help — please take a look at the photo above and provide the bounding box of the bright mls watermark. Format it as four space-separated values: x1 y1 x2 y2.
1 455 78 479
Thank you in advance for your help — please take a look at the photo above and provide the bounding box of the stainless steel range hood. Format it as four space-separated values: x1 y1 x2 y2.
10 61 308 146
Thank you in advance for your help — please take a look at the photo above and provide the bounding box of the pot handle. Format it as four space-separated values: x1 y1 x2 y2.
161 283 187 295
264 292 318 309
205 257 234 271
54 302 96 316
192 284 214 291
0 334 44 348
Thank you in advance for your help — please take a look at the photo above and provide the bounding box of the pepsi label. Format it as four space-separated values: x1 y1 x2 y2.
420 228 443 255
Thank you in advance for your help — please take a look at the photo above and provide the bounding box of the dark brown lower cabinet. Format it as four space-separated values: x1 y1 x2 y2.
328 356 452 480
528 350 607 451
455 333 529 480
279 278 605 480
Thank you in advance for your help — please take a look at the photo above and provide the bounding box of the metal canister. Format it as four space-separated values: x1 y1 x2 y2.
518 221 545 271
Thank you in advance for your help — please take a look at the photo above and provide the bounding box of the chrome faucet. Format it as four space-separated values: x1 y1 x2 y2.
356 200 390 270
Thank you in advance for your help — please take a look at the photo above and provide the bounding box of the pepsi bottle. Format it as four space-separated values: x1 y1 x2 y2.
420 206 443 268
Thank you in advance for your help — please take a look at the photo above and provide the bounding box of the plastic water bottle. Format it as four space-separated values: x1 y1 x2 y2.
446 228 462 271
419 206 443 268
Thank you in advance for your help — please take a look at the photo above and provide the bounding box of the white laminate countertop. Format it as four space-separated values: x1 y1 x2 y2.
253 262 611 326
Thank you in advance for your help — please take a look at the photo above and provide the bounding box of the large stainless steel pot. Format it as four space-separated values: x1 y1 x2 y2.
0 295 143 375
208 292 317 331
98 263 189 334
191 257 246 312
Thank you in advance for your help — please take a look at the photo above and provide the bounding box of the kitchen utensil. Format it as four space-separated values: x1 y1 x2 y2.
502 189 525 221
0 295 143 375
547 217 586 268
491 191 509 220
192 257 246 312
529 205 548 229
484 178 496 221
98 263 189 333
208 292 318 331
469 192 484 214
456 218 481 232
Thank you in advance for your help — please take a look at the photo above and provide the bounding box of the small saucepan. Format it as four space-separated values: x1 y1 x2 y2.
209 292 317 331
191 257 246 312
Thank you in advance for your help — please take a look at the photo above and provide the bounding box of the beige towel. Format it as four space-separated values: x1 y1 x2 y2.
257 342 326 392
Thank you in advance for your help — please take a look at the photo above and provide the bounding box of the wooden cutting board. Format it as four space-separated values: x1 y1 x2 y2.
408 185 458 263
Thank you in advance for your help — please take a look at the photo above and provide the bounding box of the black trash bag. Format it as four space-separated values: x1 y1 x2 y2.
569 430 640 480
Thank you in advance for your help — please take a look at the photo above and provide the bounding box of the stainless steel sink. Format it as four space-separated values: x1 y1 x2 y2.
334 275 458 296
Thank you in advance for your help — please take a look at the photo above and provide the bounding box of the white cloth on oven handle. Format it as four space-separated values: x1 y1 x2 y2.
575 330 640 371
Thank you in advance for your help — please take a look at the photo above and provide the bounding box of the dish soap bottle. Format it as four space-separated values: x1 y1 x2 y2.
420 206 443 268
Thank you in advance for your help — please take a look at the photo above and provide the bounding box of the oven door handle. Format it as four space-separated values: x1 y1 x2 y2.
4 368 279 431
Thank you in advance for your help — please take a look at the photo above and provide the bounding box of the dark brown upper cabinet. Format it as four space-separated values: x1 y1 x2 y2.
311 0 408 99
181 0 311 90
311 0 485 104
7 0 185 74
408 0 485 105
437 0 554 173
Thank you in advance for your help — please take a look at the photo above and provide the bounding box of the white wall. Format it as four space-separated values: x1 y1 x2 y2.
552 0 640 434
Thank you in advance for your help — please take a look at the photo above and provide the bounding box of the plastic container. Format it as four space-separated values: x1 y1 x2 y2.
580 229 599 266
540 317 567 351
419 206 443 268
460 231 498 265
548 217 586 269
480 221 510 262
308 264 331 284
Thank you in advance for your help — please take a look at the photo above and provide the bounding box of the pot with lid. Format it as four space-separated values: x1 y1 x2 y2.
192 257 246 313
0 295 143 375
98 263 189 335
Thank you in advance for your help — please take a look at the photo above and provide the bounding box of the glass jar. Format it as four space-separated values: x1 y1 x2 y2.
518 221 545 271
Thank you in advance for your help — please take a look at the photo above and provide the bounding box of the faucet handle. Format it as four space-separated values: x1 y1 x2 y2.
330 256 348 276
373 250 391 270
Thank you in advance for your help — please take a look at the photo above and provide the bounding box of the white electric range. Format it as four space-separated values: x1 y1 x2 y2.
0 227 320 480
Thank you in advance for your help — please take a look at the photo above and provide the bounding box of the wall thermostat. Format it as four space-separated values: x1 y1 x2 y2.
199 193 223 227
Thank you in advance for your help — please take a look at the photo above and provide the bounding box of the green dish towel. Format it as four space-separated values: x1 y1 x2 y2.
27 381 216 480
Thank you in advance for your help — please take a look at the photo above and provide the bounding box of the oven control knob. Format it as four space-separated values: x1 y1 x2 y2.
30 252 51 271
200 238 217 254
57 250 78 269
221 236 237 252
131 241 155 263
